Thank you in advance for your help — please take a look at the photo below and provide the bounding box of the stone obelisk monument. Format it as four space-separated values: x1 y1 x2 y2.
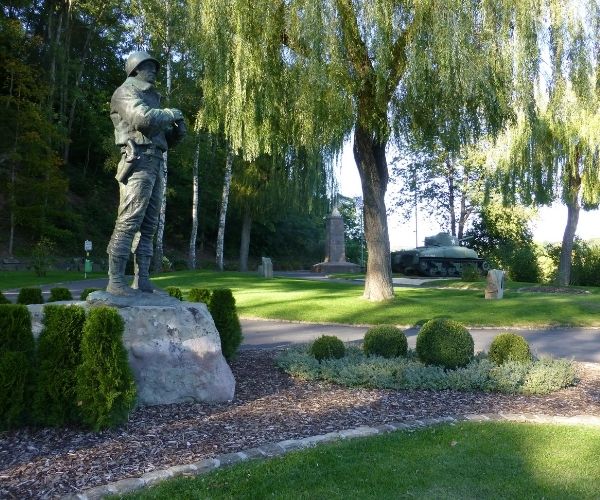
312 207 361 273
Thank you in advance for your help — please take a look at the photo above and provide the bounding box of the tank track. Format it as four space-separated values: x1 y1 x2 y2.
417 258 489 278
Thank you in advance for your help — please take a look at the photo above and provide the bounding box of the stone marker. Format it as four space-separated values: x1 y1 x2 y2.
312 207 361 273
485 269 506 299
258 257 273 278
27 292 235 405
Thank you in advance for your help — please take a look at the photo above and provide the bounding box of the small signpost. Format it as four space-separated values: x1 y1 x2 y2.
84 240 92 278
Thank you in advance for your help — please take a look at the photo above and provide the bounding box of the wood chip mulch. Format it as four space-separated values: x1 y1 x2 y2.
518 286 591 294
1 349 600 499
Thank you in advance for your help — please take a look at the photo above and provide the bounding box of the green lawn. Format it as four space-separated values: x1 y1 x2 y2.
0 270 105 290
152 270 600 327
124 422 600 499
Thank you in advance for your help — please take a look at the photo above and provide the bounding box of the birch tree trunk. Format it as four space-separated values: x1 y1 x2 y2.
188 139 201 269
239 212 252 272
216 148 233 271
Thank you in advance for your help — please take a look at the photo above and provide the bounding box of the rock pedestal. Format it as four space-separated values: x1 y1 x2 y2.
485 269 506 299
28 292 235 406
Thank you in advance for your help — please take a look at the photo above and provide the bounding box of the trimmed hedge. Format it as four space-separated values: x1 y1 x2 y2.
166 286 183 301
363 325 407 358
48 287 73 302
80 288 100 300
416 319 474 369
17 287 44 304
0 291 11 304
0 305 35 429
32 305 86 427
188 287 212 303
208 288 242 360
76 306 136 430
488 333 532 365
309 335 346 361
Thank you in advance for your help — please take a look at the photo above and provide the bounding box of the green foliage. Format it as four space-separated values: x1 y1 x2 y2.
571 240 600 287
32 305 86 427
0 304 34 429
0 292 10 304
17 287 44 304
188 288 212 303
308 335 346 362
488 333 532 366
461 264 482 282
80 288 101 300
76 306 136 430
32 238 56 277
48 287 73 302
166 286 183 301
277 346 576 395
363 325 407 359
416 319 474 369
208 289 243 360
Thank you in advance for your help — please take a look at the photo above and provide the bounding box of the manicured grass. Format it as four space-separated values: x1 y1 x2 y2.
0 270 105 291
152 270 600 327
124 422 600 499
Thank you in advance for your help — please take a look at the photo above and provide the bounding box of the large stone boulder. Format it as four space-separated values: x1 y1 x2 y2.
27 292 235 406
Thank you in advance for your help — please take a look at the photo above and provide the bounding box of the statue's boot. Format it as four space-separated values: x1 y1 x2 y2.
132 254 166 294
106 255 137 296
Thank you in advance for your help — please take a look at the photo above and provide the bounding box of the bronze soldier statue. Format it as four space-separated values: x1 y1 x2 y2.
106 51 186 296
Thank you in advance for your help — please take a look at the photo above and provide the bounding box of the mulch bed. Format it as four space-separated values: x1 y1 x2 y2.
518 286 591 294
2 349 600 499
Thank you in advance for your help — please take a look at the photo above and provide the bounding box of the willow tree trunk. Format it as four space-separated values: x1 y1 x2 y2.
446 158 456 237
216 149 233 271
188 139 201 269
558 199 580 286
239 212 252 272
353 125 393 301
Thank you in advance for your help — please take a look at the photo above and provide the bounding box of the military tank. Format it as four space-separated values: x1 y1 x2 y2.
391 232 489 277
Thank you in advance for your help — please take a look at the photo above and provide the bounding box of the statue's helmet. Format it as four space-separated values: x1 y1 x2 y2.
125 51 160 77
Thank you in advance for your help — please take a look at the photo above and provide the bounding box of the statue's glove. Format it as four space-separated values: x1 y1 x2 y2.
165 108 184 122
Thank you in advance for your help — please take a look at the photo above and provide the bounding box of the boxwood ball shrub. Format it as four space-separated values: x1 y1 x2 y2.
188 287 212 303
363 325 407 358
488 333 532 365
208 288 243 360
0 305 35 429
17 287 44 304
80 288 100 300
166 286 183 301
416 319 474 369
48 287 73 302
32 305 86 427
309 335 346 361
76 306 136 430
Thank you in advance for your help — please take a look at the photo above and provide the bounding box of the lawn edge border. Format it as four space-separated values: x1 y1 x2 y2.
64 413 600 500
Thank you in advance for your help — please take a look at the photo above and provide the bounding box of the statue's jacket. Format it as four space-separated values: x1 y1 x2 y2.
110 77 181 153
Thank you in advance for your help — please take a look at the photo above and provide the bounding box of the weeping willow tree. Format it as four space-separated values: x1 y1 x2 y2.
490 1 600 286
190 0 539 300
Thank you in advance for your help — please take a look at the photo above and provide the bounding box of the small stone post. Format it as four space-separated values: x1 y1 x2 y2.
485 269 506 299
260 257 273 278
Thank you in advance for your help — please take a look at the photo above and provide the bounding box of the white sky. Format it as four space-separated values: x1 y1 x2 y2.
336 140 600 250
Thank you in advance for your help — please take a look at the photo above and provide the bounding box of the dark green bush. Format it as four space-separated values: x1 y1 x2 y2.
80 288 101 300
363 325 407 358
172 259 188 271
309 335 346 361
48 287 73 302
416 319 474 369
488 333 532 365
32 305 86 427
0 305 34 429
188 288 212 303
165 286 183 301
76 306 136 430
208 289 243 360
0 291 11 304
461 264 482 282
17 287 44 304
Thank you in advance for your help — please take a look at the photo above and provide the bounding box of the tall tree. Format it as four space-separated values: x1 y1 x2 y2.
215 147 233 271
489 1 600 285
192 0 537 300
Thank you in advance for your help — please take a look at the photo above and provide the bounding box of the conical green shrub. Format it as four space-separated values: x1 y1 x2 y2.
208 289 242 361
32 305 86 427
0 304 34 429
76 306 136 430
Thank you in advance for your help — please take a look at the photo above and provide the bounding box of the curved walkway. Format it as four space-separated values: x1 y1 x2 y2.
65 412 600 500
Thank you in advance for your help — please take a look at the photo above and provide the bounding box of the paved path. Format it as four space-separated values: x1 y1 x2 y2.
4 277 600 362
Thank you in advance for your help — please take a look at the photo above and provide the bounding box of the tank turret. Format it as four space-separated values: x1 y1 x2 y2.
391 232 489 277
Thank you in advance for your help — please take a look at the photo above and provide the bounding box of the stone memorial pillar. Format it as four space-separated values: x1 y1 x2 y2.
485 269 506 299
312 207 361 273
